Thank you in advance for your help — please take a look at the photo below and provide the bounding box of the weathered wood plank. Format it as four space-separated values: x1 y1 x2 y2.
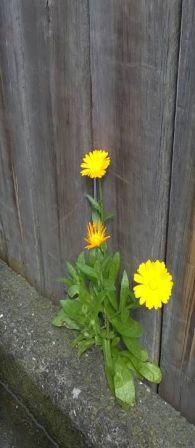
159 0 195 424
0 0 92 297
89 0 182 360
0 4 26 272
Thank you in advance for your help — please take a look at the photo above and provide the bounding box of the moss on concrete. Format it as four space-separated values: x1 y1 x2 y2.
0 260 195 448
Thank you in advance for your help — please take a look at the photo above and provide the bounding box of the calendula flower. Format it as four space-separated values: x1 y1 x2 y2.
133 260 173 310
85 221 110 250
80 149 110 179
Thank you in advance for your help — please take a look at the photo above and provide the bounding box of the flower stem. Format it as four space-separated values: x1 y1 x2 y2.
98 179 104 221
104 308 110 339
93 179 97 201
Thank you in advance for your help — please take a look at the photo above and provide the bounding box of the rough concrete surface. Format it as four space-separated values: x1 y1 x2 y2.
0 383 56 448
0 260 195 448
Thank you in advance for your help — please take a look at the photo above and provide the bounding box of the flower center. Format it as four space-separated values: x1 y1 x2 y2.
91 234 101 246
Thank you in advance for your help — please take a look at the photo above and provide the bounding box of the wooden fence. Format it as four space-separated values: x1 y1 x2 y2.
0 0 194 423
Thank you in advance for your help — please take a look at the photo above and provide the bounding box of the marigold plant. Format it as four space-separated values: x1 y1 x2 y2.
85 221 110 249
53 149 174 408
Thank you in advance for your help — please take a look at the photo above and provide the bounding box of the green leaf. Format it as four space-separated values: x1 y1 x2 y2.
52 308 80 330
79 283 91 304
77 262 98 281
102 339 115 393
92 210 101 223
114 357 135 406
86 194 101 214
103 278 117 310
103 279 116 293
123 337 148 361
60 299 86 326
77 252 85 264
106 290 118 311
104 212 114 222
66 262 79 282
128 286 136 301
57 277 72 287
109 252 120 282
116 350 143 379
127 303 140 310
94 258 102 277
87 248 99 267
77 339 95 356
111 336 120 347
68 285 79 298
72 333 87 345
119 271 129 318
135 361 162 384
101 254 112 273
109 314 142 338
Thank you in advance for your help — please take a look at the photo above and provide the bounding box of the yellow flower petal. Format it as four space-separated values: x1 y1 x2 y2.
80 149 110 179
134 273 144 284
133 260 173 310
84 221 110 250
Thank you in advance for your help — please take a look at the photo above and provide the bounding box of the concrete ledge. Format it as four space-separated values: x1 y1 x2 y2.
0 260 194 448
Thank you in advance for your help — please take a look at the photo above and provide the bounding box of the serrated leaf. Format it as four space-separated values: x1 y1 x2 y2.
109 252 120 282
86 194 101 213
119 271 129 318
52 308 80 330
114 357 135 406
123 337 148 361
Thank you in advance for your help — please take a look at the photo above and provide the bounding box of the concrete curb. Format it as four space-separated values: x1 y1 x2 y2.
0 260 194 448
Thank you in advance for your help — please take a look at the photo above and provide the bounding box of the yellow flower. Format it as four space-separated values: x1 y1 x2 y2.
80 149 110 179
133 260 173 310
84 221 110 250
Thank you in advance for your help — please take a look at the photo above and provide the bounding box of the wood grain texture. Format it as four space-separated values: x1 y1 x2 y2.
89 0 181 360
0 0 194 422
159 0 195 424
0 0 92 298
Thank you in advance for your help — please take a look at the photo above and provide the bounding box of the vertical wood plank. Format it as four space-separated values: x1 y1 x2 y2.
0 2 29 274
0 0 92 297
159 0 195 424
89 0 182 359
